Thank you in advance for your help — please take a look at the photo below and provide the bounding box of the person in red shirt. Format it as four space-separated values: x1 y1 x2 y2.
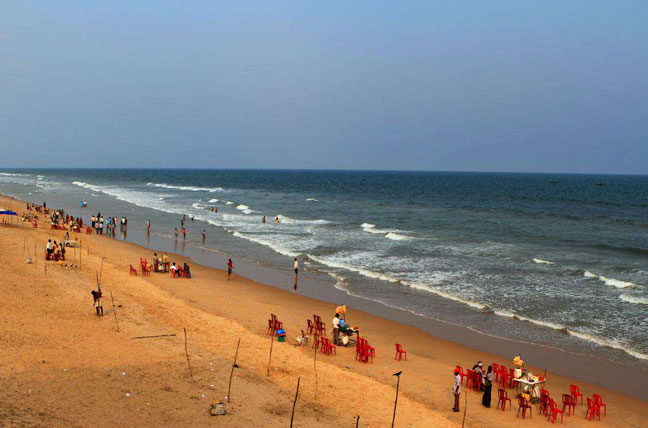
227 259 233 280
182 227 186 239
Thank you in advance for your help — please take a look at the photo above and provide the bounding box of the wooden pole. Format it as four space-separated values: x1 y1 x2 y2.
110 291 120 332
461 386 467 428
313 331 319 399
267 324 275 376
79 240 82 270
391 373 401 428
131 334 176 340
355 416 360 428
184 327 193 377
289 377 300 428
99 257 105 283
227 337 241 403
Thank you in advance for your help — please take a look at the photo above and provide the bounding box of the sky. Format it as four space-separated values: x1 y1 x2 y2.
1 1 647 174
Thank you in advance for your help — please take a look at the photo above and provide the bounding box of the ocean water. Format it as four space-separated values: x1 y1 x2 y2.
1 169 647 365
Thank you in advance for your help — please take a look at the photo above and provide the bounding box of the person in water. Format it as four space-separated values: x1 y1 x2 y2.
202 230 206 241
174 228 179 239
262 216 266 223
275 216 279 225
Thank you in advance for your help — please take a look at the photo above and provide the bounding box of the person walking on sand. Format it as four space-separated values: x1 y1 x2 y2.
227 258 233 280
293 257 299 293
482 365 494 408
452 367 462 412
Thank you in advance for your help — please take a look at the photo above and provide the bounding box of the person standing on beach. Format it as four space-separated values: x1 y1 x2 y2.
202 230 206 241
482 365 493 408
227 259 233 280
293 257 299 293
182 227 186 239
146 220 151 233
452 367 462 412
174 228 179 239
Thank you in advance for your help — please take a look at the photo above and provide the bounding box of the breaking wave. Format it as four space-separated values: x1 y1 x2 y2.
533 258 555 265
583 271 637 289
146 182 225 193
619 294 648 305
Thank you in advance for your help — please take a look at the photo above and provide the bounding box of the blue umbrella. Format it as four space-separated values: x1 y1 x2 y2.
0 210 17 215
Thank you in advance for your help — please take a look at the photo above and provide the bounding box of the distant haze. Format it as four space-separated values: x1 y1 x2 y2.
1 1 647 174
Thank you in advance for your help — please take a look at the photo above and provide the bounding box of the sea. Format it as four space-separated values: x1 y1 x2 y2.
1 169 647 368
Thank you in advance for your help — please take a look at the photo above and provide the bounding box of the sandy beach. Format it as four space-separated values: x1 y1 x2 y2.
1 194 647 427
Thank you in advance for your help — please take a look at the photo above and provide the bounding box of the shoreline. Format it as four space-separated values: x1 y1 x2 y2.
2 194 648 426
3 193 648 402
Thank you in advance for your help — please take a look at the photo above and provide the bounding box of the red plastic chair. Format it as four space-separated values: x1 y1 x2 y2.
492 363 500 382
593 394 606 416
517 396 532 419
570 384 583 406
306 319 314 335
539 390 551 416
561 393 575 416
465 369 475 389
508 368 516 388
320 338 336 356
547 398 563 423
395 343 407 361
267 319 275 335
129 265 138 276
499 371 509 389
496 388 511 411
585 397 601 421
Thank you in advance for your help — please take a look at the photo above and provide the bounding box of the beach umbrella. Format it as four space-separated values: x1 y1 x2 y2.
0 209 18 226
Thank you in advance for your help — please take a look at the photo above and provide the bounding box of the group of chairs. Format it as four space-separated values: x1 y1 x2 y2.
500 382 607 423
459 361 607 424
138 258 151 276
267 314 283 335
306 315 326 338
355 337 376 363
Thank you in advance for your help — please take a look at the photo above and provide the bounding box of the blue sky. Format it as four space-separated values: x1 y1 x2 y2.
1 1 647 173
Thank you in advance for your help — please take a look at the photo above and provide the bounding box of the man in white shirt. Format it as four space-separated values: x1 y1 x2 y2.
332 313 340 345
453 368 462 412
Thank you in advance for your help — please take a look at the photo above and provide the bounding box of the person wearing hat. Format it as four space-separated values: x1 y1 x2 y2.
452 367 462 412
472 361 485 390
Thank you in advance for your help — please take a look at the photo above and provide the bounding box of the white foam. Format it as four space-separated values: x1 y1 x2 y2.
385 232 415 241
583 270 636 289
532 258 554 265
226 201 234 205
146 182 225 193
619 294 648 305
0 172 30 177
208 198 219 203
231 231 299 257
305 198 318 202
72 181 104 193
276 214 330 225
192 202 204 210
236 204 249 210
